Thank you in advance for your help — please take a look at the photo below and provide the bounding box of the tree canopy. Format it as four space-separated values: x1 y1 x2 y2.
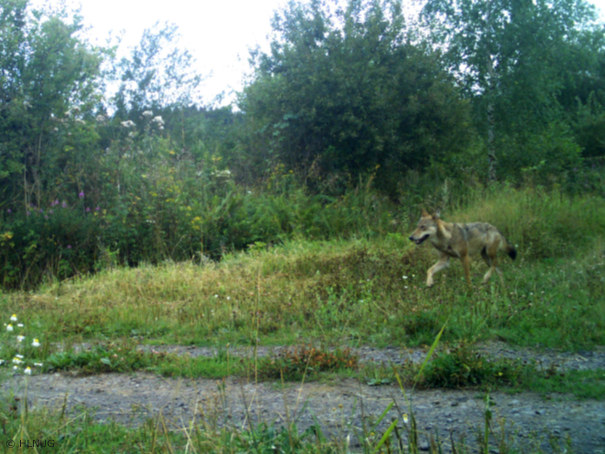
421 0 605 180
240 0 473 193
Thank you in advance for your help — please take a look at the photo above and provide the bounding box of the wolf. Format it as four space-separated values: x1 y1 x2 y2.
409 210 517 287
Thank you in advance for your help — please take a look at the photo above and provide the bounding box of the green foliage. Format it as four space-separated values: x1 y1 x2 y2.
452 184 605 260
524 369 605 400
153 354 245 379
45 345 155 375
0 396 330 454
0 311 45 375
258 344 358 381
2 0 605 291
242 0 472 193
112 22 202 114
418 346 524 389
573 92 605 161
2 5 604 450
421 0 604 183
2 186 603 352
0 195 103 287
0 0 104 207
1 156 400 288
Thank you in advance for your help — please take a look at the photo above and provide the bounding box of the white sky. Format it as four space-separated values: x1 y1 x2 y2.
80 0 294 105
31 0 605 106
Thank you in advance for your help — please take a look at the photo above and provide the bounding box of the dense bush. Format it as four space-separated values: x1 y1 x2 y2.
0 197 102 287
0 172 400 289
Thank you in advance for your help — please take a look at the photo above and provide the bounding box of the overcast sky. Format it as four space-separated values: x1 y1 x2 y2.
31 0 605 106
53 0 294 106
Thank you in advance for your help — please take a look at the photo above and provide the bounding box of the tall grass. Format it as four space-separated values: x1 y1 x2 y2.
0 173 399 289
452 184 605 259
0 185 603 453
2 186 604 353
1 396 565 454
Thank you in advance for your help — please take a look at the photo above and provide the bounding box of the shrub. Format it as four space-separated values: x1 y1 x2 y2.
419 346 524 389
258 345 359 381
0 196 103 288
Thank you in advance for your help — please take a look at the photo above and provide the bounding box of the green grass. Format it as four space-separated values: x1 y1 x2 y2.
2 345 595 453
524 369 605 399
7 339 600 400
0 186 604 452
2 186 604 353
0 398 332 453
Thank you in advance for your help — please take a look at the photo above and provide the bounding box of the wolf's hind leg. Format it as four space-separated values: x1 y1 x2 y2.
482 255 504 284
482 242 503 285
482 266 504 285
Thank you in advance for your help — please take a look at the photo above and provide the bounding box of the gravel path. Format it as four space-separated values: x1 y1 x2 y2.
2 343 604 453
135 341 605 372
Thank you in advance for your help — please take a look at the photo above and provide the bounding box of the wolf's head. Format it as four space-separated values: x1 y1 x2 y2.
409 210 438 245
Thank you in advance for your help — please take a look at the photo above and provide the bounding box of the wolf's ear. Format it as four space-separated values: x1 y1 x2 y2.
432 209 441 220
421 208 430 217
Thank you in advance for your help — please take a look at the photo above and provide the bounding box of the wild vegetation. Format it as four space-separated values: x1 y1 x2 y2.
1 0 604 452
1 0 604 289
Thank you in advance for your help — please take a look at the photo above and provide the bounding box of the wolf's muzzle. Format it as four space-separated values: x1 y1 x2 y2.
409 234 429 245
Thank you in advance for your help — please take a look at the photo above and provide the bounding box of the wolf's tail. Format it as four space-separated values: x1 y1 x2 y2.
505 241 517 260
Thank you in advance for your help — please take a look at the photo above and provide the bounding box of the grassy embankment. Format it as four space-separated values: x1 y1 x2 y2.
0 186 604 452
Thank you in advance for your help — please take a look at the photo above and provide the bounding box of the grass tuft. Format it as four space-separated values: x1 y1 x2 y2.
258 344 359 381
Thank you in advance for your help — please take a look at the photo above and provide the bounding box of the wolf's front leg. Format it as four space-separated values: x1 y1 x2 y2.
426 256 450 287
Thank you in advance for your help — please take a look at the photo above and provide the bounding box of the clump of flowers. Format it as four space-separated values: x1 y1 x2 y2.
1 313 43 376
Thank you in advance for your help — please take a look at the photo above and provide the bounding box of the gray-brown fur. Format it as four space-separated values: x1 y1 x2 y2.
409 210 517 287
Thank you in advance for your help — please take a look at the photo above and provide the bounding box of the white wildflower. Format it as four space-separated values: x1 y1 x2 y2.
142 110 154 117
24 367 32 375
32 338 41 347
121 120 136 128
10 314 17 322
16 335 25 343
211 169 232 179
6 324 13 332
12 357 22 365
34 362 43 367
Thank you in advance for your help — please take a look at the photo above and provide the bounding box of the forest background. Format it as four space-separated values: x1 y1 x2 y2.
1 0 604 289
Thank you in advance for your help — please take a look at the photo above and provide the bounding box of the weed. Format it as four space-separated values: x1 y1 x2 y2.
258 345 359 381
418 346 524 389
45 345 156 375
